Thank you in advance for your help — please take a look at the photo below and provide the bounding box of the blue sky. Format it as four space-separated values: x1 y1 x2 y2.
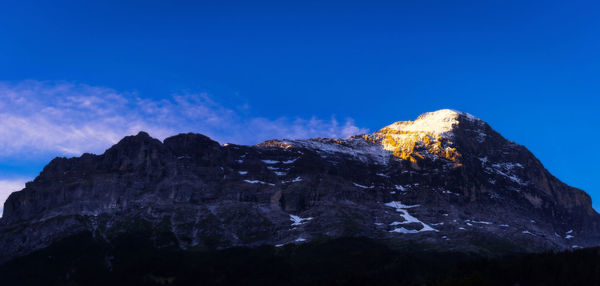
1 0 600 213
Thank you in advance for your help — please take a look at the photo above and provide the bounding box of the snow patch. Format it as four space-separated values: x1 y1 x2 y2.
384 109 461 137
353 182 375 189
486 166 525 186
283 177 303 183
389 227 419 234
244 180 275 186
492 162 524 169
282 158 298 164
395 185 407 191
238 171 248 175
385 201 419 209
384 201 437 233
283 138 392 165
471 220 492 225
290 214 313 226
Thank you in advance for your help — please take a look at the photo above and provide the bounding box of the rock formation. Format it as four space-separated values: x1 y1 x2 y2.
1 109 598 263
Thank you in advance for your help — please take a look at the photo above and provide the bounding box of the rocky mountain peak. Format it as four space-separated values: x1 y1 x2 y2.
261 110 494 167
366 109 485 164
382 109 479 138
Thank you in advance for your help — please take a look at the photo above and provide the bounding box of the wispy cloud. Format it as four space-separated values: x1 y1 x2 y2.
0 80 368 158
0 80 368 210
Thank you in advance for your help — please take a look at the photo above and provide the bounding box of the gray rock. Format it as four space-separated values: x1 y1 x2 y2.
1 110 598 263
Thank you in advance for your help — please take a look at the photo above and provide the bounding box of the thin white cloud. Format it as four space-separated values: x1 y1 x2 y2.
0 80 369 210
0 80 369 158
0 179 27 217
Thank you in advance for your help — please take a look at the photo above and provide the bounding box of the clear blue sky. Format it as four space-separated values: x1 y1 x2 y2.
0 0 599 211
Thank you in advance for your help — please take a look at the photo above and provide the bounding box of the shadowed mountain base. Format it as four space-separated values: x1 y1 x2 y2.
1 228 600 286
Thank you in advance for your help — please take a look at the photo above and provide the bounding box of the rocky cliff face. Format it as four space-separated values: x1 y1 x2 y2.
1 109 598 263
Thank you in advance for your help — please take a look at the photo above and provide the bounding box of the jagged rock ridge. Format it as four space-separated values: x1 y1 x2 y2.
1 109 598 263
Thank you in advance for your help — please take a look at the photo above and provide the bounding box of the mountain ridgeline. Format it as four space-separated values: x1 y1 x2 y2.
1 109 599 265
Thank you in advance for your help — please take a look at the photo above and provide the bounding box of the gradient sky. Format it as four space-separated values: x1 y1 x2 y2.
1 0 600 214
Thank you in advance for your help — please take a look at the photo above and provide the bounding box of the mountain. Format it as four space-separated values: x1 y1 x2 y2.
1 109 599 264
